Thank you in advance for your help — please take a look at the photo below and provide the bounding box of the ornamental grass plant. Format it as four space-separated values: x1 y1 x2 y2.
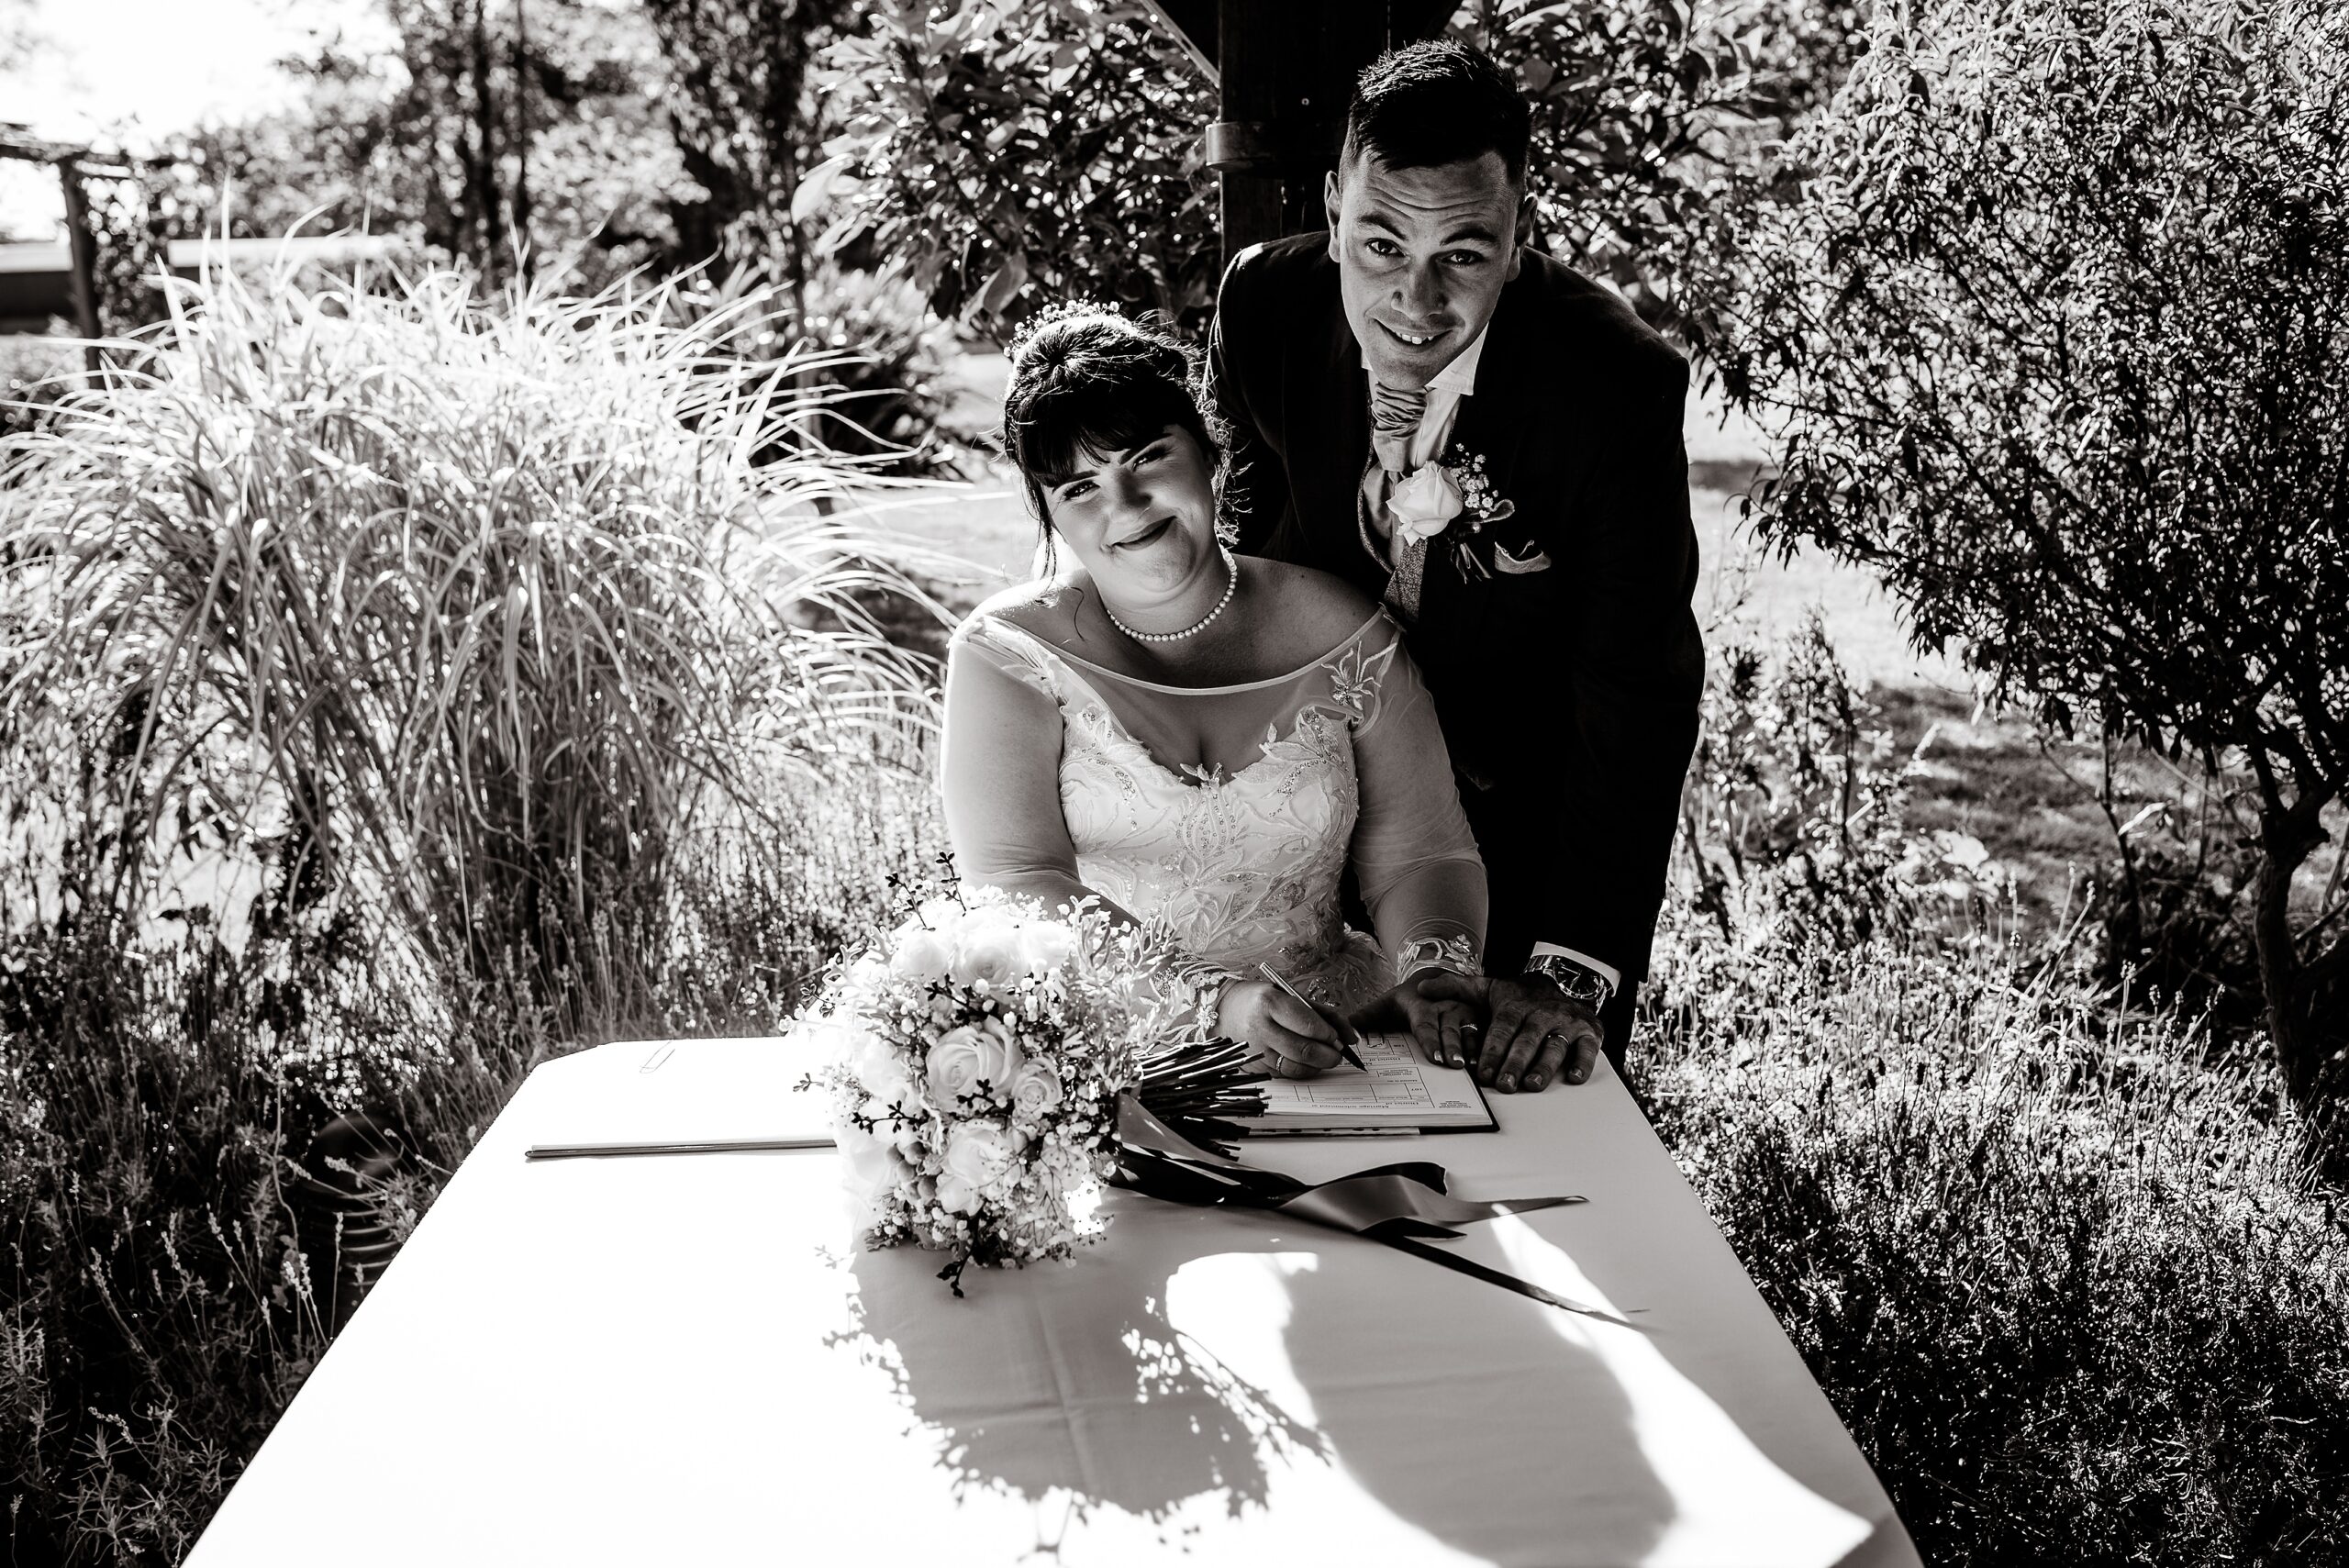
0 253 939 1021
0 256 949 1562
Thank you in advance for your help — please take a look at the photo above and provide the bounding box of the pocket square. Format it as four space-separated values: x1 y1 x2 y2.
1492 541 1553 575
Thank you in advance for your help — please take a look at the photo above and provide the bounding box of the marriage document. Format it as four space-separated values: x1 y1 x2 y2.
1237 1032 1496 1133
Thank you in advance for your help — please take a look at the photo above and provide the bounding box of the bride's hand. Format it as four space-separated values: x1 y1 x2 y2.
1218 979 1355 1079
1349 971 1483 1068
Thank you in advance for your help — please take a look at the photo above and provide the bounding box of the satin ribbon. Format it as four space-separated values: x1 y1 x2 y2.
1115 1096 1638 1327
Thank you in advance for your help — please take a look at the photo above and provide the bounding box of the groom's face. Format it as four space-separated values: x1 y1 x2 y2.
1326 150 1529 391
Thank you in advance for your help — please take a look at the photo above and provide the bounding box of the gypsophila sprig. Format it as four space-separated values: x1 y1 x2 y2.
804 887 1211 1294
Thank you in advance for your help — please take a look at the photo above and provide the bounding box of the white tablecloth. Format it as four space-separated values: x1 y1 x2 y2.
192 1036 1918 1567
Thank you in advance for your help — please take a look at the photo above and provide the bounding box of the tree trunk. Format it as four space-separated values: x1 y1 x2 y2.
2251 787 2340 1134
472 0 507 277
511 0 532 273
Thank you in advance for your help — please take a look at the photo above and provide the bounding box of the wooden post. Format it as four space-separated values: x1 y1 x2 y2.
57 156 103 372
1198 1 1456 272
1207 0 1289 264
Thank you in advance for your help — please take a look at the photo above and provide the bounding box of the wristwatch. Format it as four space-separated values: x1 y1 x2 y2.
1523 951 1614 1010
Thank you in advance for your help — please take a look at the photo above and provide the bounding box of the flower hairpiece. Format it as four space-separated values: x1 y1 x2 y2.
1006 297 1124 362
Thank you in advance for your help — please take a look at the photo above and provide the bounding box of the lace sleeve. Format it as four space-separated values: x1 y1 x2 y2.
948 613 1061 698
1343 619 1488 981
941 618 1097 912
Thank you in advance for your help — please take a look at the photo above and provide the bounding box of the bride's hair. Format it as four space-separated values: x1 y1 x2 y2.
1000 305 1233 568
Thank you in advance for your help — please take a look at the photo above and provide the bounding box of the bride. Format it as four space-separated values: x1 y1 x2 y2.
941 307 1486 1079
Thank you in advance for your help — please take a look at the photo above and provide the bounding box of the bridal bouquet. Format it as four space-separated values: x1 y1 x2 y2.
804 888 1258 1293
804 889 1598 1316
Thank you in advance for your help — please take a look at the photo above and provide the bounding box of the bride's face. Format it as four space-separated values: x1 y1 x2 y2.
1041 424 1220 604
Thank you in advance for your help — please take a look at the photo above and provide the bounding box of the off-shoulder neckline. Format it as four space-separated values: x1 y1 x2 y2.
969 607 1390 695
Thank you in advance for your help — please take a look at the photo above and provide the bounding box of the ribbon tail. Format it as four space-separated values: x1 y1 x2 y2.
1452 1195 1586 1220
1370 1227 1648 1329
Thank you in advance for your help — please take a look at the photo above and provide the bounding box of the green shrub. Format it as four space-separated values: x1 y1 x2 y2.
1648 606 2349 1566
1636 918 2349 1564
1680 613 1929 951
818 0 1219 339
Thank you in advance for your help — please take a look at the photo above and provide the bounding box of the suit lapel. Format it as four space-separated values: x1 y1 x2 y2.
1415 271 1540 636
1298 288 1383 595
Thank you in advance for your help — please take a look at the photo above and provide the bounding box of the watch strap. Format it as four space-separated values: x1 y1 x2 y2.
1522 951 1614 1007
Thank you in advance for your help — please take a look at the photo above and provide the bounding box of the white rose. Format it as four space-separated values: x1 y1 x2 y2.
949 920 1027 990
849 1033 915 1110
1008 1058 1064 1118
1389 463 1464 541
1015 920 1076 981
926 1016 1023 1105
838 1122 911 1215
936 1172 981 1216
890 927 953 984
941 1118 1022 1197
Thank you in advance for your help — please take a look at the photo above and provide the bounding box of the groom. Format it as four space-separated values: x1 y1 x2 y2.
1210 39 1703 1092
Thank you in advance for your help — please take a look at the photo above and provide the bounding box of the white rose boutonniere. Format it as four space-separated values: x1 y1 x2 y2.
1406 445 1520 581
1389 463 1465 542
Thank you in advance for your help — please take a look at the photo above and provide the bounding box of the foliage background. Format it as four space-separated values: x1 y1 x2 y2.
2 1 2345 1563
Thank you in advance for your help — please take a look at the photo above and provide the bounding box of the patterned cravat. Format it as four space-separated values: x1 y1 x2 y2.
1364 378 1431 621
1368 378 1428 478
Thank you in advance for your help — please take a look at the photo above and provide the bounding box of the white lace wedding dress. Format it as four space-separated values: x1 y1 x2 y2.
942 607 1485 1011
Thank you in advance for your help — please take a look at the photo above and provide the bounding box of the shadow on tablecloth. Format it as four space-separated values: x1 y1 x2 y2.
828 1208 1669 1562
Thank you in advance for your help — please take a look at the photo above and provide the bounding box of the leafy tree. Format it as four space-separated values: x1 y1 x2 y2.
811 0 1865 345
155 0 684 284
816 0 1218 341
0 0 42 79
1715 0 2349 1114
1475 0 1867 333
639 0 861 283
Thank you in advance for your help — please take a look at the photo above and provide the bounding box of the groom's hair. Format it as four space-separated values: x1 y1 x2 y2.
1001 307 1224 531
1341 39 1531 188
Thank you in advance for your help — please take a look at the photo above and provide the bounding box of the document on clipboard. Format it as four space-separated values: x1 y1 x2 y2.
1232 1031 1497 1134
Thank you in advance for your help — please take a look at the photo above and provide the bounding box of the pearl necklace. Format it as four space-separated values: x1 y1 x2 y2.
1105 546 1238 644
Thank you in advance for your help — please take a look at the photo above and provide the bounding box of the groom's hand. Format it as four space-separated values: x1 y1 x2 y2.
1348 970 1483 1069
1413 973 1604 1092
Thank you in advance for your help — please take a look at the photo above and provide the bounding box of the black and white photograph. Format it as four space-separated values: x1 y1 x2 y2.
1 0 2343 1562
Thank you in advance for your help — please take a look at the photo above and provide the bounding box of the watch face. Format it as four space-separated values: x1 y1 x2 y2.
1530 958 1609 1005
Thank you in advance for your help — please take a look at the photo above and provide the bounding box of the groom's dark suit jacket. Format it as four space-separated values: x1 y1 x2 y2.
1211 233 1704 1002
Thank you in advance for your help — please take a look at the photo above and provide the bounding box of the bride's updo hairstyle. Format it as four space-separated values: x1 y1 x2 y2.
1000 304 1230 565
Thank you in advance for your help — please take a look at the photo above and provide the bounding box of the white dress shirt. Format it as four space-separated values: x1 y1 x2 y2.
1359 326 1489 544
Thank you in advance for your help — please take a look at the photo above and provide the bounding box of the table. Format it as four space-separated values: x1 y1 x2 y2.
192 1036 1919 1567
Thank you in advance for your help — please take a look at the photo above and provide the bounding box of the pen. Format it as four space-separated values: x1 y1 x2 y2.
525 1137 836 1161
1257 962 1368 1072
